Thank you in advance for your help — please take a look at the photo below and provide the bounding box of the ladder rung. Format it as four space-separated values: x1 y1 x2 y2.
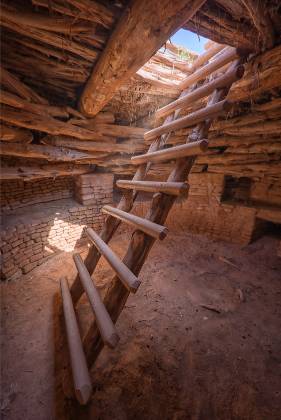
86 228 141 293
179 47 240 90
132 140 208 165
116 180 189 196
144 100 232 142
102 205 168 240
73 254 120 348
60 277 92 405
156 65 244 119
188 43 225 73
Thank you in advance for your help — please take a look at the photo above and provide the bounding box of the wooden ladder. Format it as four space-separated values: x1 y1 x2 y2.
59 43 248 405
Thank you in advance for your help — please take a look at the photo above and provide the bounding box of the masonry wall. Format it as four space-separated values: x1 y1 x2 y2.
1 173 114 280
133 173 258 245
0 177 74 213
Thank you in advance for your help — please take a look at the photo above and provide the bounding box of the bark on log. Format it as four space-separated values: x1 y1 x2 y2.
156 65 244 119
187 43 225 72
80 0 207 116
179 47 241 90
1 4 96 34
132 140 208 165
81 70 234 372
116 180 189 196
0 142 106 163
240 0 274 50
102 205 169 240
0 13 98 62
0 124 33 143
0 90 70 118
0 164 93 181
145 100 232 142
0 107 112 141
73 254 120 349
60 277 92 405
42 136 146 154
0 66 48 104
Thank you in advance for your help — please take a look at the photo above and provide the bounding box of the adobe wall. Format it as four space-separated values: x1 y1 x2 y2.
0 174 114 280
133 173 262 245
0 177 74 214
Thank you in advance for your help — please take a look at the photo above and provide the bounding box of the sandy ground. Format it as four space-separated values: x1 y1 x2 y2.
1 231 281 420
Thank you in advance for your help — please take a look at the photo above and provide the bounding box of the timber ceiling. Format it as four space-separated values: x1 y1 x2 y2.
0 0 281 179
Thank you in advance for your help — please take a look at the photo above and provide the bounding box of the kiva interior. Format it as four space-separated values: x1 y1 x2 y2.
1 1 281 419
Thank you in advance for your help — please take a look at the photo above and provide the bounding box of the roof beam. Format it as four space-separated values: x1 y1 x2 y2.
79 0 207 117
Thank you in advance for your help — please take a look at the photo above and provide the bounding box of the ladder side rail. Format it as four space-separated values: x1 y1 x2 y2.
82 63 240 368
70 87 195 304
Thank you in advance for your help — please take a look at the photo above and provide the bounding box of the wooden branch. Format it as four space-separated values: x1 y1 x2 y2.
80 0 207 116
187 43 225 72
73 254 119 349
0 124 33 143
86 228 141 293
179 47 241 90
156 65 244 119
69 122 146 139
0 107 112 141
116 180 189 196
0 164 93 181
183 5 256 50
136 68 181 95
60 277 92 405
1 4 95 34
0 90 70 118
132 140 208 165
228 45 281 102
0 14 98 62
32 0 116 28
63 0 117 29
42 136 146 154
69 112 115 126
0 66 48 104
145 100 232 142
0 142 105 163
240 0 274 50
102 205 168 240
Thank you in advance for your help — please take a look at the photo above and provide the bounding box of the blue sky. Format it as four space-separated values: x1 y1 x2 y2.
171 29 208 54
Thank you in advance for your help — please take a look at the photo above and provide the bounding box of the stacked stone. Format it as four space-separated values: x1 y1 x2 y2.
132 173 258 246
0 204 109 281
75 173 114 206
0 177 74 214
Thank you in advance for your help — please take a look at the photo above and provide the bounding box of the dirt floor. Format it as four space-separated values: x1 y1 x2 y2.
1 230 281 420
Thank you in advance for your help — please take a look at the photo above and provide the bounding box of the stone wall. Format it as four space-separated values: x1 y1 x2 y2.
1 173 114 280
133 173 280 246
0 177 74 213
75 173 114 205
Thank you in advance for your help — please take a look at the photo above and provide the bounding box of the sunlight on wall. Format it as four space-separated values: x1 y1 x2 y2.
47 217 85 252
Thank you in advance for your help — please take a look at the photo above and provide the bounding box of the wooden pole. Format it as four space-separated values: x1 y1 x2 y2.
187 43 225 72
116 180 189 196
60 277 92 405
102 205 168 240
156 65 244 119
144 100 232 142
73 254 120 349
86 228 141 293
179 47 240 90
79 0 207 116
82 60 243 369
132 140 208 165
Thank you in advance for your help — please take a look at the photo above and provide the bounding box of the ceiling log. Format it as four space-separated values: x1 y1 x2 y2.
0 164 93 181
79 0 207 117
